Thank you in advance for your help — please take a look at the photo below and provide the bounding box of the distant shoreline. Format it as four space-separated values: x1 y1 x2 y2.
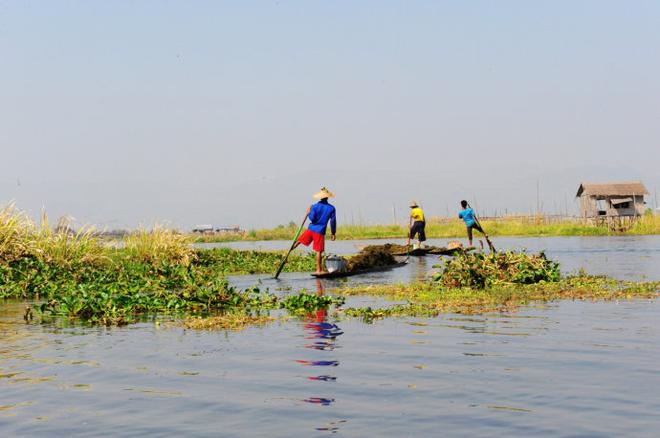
191 214 660 243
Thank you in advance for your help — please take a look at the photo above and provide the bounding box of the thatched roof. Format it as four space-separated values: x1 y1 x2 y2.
576 181 649 197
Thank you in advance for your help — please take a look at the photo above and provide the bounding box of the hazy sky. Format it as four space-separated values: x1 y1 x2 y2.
1 1 659 229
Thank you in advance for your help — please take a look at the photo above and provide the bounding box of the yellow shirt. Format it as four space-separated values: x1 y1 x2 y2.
410 207 425 222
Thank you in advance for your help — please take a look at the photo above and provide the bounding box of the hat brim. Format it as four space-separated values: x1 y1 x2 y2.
313 191 335 199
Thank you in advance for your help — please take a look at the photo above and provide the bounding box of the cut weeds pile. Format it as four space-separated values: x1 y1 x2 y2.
433 251 560 288
345 245 398 272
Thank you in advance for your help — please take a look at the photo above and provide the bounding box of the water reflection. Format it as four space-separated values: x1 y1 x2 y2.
308 375 337 382
295 360 339 367
296 279 343 412
303 397 335 406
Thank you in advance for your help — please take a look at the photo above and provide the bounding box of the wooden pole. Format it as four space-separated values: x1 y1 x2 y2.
274 213 308 279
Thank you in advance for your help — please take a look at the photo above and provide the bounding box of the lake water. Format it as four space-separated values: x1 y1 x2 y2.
2 236 660 437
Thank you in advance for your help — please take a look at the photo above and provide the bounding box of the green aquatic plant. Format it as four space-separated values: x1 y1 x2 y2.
182 312 275 331
278 292 345 313
335 276 660 321
33 276 280 325
194 248 315 275
433 251 560 288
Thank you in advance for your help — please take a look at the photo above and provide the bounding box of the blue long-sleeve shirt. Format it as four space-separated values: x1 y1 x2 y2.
308 200 336 235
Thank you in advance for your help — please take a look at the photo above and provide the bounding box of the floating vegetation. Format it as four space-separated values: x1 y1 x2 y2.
0 205 318 325
182 313 274 331
1 204 657 328
0 242 342 324
336 275 660 322
279 293 345 313
195 248 315 275
180 292 344 330
32 278 277 325
434 251 560 288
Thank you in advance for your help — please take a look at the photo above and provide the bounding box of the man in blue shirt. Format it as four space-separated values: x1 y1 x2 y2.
458 200 485 247
294 187 337 273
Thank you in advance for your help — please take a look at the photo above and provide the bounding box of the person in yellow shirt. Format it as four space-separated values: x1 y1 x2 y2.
407 201 426 249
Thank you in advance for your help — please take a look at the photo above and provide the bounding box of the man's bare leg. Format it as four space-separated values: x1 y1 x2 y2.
315 251 324 273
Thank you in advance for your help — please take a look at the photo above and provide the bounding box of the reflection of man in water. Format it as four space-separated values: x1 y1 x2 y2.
304 279 343 349
307 279 327 330
297 279 343 400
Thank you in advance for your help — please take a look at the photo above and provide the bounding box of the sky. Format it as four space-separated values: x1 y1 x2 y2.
1 0 659 230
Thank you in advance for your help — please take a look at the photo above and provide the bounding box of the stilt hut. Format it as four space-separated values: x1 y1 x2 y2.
576 181 648 229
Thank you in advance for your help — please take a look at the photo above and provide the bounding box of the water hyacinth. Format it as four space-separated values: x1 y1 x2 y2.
434 251 560 288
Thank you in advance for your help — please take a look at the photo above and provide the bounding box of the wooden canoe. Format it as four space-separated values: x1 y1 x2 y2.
390 247 434 257
311 261 407 279
391 246 471 256
429 246 475 255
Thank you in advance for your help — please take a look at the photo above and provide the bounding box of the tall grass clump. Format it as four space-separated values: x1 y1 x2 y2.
124 225 194 266
0 204 105 267
629 212 660 235
0 204 34 261
33 213 107 267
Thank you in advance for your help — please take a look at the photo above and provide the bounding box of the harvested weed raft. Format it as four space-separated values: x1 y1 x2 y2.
383 243 467 257
434 251 560 288
313 245 406 278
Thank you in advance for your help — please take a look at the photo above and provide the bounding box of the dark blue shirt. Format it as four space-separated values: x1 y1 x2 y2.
459 208 476 227
308 200 336 235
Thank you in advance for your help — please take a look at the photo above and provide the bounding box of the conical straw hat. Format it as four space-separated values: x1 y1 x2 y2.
313 187 335 199
409 200 419 208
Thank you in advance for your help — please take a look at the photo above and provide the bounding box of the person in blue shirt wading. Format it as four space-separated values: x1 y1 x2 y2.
293 187 337 273
458 200 485 247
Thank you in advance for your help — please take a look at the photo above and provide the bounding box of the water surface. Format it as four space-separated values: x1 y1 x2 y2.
2 299 659 437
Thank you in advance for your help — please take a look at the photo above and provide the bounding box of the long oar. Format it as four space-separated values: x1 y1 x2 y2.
467 202 496 253
274 213 308 279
